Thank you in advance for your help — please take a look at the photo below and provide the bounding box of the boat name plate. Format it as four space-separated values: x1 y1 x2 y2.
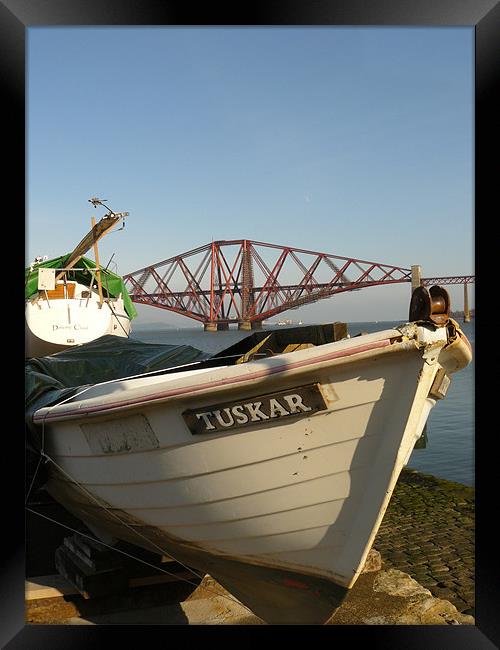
183 383 328 435
81 413 160 453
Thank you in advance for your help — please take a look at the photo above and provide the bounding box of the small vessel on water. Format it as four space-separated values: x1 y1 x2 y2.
25 199 137 358
27 286 471 624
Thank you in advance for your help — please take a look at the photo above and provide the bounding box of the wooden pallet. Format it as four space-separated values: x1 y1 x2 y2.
26 568 197 602
28 534 198 601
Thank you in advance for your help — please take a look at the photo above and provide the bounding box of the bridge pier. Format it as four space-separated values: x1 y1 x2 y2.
204 322 217 332
463 284 471 322
217 322 229 331
251 321 263 330
411 265 422 291
238 321 252 331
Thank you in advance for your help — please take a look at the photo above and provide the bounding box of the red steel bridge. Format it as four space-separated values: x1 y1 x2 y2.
123 240 475 330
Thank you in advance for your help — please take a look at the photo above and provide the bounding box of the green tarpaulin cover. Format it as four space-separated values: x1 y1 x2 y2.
25 323 346 429
25 334 209 441
25 254 138 320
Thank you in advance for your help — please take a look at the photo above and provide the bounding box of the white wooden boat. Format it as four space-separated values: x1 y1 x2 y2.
25 199 136 358
30 290 471 624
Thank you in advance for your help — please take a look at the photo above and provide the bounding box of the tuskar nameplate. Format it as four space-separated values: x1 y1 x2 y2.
183 383 328 435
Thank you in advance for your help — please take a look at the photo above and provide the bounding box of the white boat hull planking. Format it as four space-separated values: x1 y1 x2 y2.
32 321 472 623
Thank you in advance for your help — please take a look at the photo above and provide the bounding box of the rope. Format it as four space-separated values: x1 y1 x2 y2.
106 299 132 338
25 503 254 616
26 507 203 589
27 406 255 617
46 452 204 577
100 271 128 337
25 454 44 505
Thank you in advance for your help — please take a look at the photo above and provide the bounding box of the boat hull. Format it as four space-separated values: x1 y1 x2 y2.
25 289 132 358
34 323 472 623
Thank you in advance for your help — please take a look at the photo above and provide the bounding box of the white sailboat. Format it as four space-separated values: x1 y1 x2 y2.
25 199 137 358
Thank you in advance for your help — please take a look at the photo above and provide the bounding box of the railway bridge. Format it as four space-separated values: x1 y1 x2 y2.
123 240 474 330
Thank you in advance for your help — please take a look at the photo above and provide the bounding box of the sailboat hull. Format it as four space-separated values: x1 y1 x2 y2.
25 282 131 358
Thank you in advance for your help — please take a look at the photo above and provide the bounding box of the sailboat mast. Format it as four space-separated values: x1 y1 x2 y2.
91 216 104 305
53 199 128 283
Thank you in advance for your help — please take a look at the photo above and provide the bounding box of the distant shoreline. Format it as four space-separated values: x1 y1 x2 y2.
134 319 409 330
133 317 475 331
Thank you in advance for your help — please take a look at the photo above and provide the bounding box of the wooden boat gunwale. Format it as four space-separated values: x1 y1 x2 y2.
33 328 413 423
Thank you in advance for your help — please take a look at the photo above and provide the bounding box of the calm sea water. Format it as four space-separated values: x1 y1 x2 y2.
131 320 475 487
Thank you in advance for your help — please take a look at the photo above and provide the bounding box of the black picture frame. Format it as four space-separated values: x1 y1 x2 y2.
5 0 497 647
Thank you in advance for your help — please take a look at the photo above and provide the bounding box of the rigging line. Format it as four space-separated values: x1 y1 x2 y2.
25 507 255 616
31 440 254 614
25 507 200 588
28 398 265 617
26 329 256 612
32 353 220 416
29 426 256 614
32 353 242 418
33 410 210 592
25 453 44 506
106 299 132 338
27 353 263 614
44 451 207 580
24 418 51 505
99 270 129 336
33 351 166 418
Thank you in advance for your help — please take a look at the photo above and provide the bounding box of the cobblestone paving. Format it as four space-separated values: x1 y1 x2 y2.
374 468 475 616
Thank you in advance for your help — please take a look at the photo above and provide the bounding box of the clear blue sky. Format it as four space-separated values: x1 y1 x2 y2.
27 27 474 324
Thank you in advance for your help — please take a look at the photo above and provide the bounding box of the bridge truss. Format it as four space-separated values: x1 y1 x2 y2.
123 239 420 329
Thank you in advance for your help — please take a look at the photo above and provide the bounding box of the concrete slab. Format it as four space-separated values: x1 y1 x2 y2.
60 595 262 625
54 568 474 626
